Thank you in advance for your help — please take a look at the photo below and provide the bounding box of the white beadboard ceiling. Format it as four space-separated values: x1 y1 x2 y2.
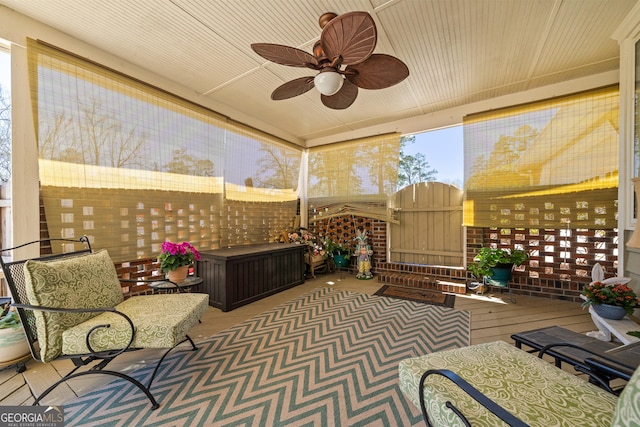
0 0 635 147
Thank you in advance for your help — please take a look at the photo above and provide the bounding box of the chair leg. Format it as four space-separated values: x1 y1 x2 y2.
34 369 160 410
146 335 199 391
33 336 199 410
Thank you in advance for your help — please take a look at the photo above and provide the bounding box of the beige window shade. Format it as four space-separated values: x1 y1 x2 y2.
308 133 401 204
28 39 300 261
225 120 302 202
463 86 619 229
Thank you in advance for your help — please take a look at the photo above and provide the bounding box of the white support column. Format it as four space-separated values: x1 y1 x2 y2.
613 2 640 276
10 43 40 252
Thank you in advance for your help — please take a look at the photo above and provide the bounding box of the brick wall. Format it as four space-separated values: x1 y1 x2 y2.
307 216 387 269
40 193 615 302
308 213 468 294
468 227 617 302
309 211 618 301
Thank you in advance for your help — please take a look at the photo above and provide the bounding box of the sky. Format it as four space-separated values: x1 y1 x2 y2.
404 125 464 188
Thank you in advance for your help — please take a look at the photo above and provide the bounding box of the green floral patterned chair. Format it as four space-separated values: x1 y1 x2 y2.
399 340 640 427
0 237 209 410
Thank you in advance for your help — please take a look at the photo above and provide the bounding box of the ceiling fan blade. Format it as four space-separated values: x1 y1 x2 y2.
321 79 358 109
271 77 315 100
346 54 410 89
321 11 377 66
251 43 319 68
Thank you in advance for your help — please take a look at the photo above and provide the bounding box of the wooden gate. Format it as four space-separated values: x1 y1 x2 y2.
389 182 464 266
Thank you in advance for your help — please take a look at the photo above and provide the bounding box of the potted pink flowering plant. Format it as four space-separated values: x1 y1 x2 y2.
158 241 201 282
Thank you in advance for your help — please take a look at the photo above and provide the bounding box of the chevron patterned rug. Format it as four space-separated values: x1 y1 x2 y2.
64 287 470 426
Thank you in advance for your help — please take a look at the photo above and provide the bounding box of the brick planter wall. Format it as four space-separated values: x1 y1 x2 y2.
468 227 617 302
309 210 618 301
308 215 387 275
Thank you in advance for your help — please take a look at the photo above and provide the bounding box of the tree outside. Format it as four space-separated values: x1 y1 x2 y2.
164 147 215 176
0 83 9 183
465 124 537 190
254 144 300 189
397 135 438 190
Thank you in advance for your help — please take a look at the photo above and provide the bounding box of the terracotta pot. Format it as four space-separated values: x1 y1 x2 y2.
0 326 30 363
167 265 190 283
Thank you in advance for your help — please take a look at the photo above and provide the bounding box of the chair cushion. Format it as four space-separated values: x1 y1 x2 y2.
62 293 209 354
23 249 125 362
610 364 640 426
398 341 618 427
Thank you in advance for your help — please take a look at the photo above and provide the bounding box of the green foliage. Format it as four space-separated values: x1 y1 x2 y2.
0 303 21 330
468 247 529 278
322 237 351 260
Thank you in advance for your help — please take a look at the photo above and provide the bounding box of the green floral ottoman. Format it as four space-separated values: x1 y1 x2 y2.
399 341 628 427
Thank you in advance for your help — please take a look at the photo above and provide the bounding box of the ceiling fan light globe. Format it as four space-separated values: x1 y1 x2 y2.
314 71 344 96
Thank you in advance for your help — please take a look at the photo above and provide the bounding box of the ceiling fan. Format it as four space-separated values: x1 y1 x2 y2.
251 11 409 110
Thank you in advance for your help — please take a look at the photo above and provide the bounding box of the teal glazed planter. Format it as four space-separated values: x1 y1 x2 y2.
486 265 512 288
333 254 349 268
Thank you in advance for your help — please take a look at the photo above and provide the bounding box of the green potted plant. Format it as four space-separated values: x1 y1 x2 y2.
468 247 529 287
323 237 351 268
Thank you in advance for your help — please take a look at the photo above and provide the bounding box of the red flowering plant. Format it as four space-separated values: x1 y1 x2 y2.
581 281 639 315
157 241 201 272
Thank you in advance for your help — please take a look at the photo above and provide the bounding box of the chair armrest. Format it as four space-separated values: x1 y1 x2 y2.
119 278 185 292
419 369 530 427
13 302 118 315
538 342 636 368
537 342 635 393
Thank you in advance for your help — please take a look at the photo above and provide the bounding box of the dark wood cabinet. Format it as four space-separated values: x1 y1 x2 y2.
195 243 305 312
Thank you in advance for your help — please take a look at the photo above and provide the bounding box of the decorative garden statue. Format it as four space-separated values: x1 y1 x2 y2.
354 227 373 279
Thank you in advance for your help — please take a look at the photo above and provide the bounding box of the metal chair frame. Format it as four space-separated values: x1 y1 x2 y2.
0 237 200 409
417 343 627 426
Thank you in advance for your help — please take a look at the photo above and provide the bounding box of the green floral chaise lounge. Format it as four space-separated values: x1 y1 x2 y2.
399 340 640 427
0 237 209 410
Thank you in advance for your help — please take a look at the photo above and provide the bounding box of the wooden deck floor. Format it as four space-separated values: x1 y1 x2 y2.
0 273 599 407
